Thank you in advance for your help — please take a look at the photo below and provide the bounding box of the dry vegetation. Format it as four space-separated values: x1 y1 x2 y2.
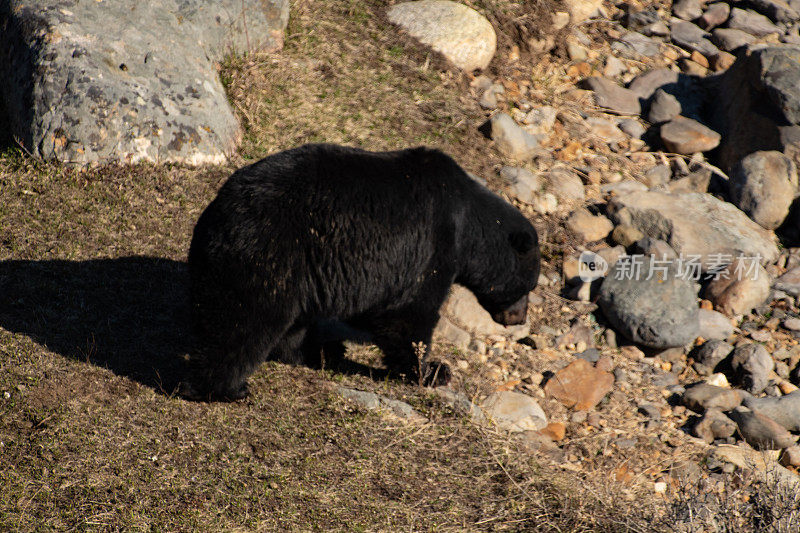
3 0 799 531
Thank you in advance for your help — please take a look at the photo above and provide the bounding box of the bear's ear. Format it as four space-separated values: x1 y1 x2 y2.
508 231 534 255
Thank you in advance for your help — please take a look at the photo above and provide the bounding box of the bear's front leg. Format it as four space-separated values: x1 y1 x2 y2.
362 307 451 387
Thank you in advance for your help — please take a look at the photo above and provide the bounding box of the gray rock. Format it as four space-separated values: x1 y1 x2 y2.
523 106 558 133
729 407 797 449
546 167 586 202
479 84 504 109
711 28 757 51
627 7 661 30
611 31 661 58
712 46 800 174
433 316 472 350
585 117 628 143
490 113 544 161
671 20 721 57
775 267 800 296
744 391 800 432
744 0 799 23
660 116 722 154
693 408 737 443
784 317 800 330
566 208 614 242
727 8 782 36
682 382 743 412
604 55 628 78
673 0 704 21
633 236 678 258
598 256 700 348
434 387 486 423
387 0 496 71
699 3 731 30
500 166 543 204
729 151 799 230
481 391 548 432
584 76 642 115
0 0 290 166
619 119 646 139
731 343 774 394
648 89 682 124
607 191 780 270
698 309 735 341
643 165 673 187
336 386 426 421
601 180 649 195
628 68 681 100
694 340 735 375
704 258 771 316
441 285 530 340
642 21 672 37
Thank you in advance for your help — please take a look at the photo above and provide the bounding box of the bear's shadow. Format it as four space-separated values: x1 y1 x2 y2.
0 256 387 395
0 257 191 393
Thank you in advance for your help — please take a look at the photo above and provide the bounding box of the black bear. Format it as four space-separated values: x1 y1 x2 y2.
184 144 540 401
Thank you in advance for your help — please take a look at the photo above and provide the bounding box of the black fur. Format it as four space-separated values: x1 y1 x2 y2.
184 144 540 401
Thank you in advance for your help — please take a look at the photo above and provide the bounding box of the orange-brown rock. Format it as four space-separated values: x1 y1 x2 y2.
544 359 614 410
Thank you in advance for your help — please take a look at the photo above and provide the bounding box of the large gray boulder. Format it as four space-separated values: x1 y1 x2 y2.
607 190 779 271
0 0 289 166
598 256 700 349
712 46 800 173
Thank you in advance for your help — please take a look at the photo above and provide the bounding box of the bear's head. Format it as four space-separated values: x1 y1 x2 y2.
473 229 540 326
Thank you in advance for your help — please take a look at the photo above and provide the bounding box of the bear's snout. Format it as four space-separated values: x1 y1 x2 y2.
492 294 528 326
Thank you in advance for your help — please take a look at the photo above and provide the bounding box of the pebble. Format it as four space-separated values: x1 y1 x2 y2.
698 309 735 341
699 3 731 30
585 117 628 144
546 167 586 202
612 31 661 58
774 267 800 297
501 166 543 204
693 340 734 375
673 0 704 21
604 55 627 77
780 446 800 468
490 113 544 161
731 343 774 394
648 89 682 124
693 408 737 443
784 317 800 331
704 258 771 316
618 118 646 139
611 224 645 247
583 76 642 115
660 116 722 154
